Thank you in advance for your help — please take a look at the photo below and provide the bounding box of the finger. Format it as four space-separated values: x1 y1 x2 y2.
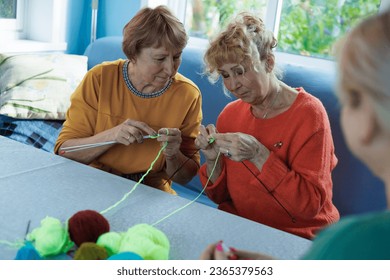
199 243 217 260
118 134 131 146
130 131 146 143
156 128 170 142
213 242 229 260
219 147 232 158
199 125 209 136
195 133 209 148
205 124 217 134
125 119 156 136
211 132 236 142
214 137 232 149
125 127 155 143
157 128 182 143
158 127 170 136
231 248 274 260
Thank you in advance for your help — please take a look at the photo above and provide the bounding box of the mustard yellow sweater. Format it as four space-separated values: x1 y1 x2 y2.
55 60 202 193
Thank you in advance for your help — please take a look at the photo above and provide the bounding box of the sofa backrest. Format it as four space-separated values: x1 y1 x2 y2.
278 54 386 216
84 36 386 217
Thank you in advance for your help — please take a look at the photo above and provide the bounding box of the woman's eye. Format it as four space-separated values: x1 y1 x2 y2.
221 73 229 79
236 69 244 76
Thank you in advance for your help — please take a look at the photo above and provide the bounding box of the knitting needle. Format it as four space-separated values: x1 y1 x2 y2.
24 220 31 240
60 135 155 154
59 140 117 154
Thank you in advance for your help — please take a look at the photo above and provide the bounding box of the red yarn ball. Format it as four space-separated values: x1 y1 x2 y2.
68 210 110 247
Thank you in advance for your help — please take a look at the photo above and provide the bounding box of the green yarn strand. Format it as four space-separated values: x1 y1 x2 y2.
152 151 221 226
0 239 24 248
99 142 168 215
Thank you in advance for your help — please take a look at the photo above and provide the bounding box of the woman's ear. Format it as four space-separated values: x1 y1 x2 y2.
265 55 275 73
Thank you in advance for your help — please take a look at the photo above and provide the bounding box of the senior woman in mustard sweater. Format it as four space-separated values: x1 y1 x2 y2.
55 6 202 193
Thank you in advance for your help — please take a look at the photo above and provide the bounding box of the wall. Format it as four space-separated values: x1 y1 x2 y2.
97 0 141 38
66 0 141 55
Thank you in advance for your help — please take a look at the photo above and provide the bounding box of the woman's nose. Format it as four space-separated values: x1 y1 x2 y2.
164 58 176 76
227 77 240 91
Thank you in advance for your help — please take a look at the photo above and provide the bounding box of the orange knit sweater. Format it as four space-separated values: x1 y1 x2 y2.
199 88 339 239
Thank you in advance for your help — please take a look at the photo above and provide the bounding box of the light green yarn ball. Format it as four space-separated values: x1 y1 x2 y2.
119 224 170 260
96 231 123 256
26 216 74 257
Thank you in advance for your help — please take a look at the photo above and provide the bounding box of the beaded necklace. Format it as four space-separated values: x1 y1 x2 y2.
122 60 172 99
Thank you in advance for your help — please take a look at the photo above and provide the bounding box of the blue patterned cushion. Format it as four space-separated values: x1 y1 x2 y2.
0 114 63 152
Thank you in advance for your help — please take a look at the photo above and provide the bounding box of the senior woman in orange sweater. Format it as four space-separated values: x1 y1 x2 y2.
195 12 339 239
55 6 202 194
202 9 390 260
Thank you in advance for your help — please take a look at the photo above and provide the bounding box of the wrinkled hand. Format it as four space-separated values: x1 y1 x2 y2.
211 132 269 164
200 241 274 260
157 128 182 159
195 124 219 161
108 119 156 145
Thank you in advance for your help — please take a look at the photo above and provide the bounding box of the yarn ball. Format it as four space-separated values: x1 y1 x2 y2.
68 210 110 247
96 231 123 256
108 252 143 260
119 224 170 260
15 242 42 260
26 216 74 257
73 242 108 260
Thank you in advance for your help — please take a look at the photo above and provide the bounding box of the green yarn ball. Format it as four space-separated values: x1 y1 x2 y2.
26 216 74 257
119 224 170 260
96 231 123 256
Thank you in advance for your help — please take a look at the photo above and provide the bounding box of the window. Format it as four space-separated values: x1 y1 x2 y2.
185 0 268 39
0 0 67 53
0 0 24 40
278 0 381 59
0 0 17 18
144 0 385 60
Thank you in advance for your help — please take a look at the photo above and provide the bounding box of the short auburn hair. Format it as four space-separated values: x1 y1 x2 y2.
122 5 188 61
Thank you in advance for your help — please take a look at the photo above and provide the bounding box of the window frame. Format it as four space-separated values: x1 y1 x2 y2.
0 0 25 39
380 0 390 11
0 0 68 53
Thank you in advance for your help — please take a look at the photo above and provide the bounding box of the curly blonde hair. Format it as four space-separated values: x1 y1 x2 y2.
204 12 278 85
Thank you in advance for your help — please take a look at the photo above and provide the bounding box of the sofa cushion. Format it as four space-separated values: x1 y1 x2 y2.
0 53 87 120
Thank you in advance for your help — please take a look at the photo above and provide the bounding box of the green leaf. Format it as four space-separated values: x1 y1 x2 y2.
4 103 51 113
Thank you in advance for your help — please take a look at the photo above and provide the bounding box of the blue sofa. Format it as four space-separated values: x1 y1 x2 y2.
1 36 386 217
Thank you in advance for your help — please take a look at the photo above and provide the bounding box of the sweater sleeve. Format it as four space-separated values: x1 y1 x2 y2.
258 126 337 220
198 160 231 203
54 67 100 154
